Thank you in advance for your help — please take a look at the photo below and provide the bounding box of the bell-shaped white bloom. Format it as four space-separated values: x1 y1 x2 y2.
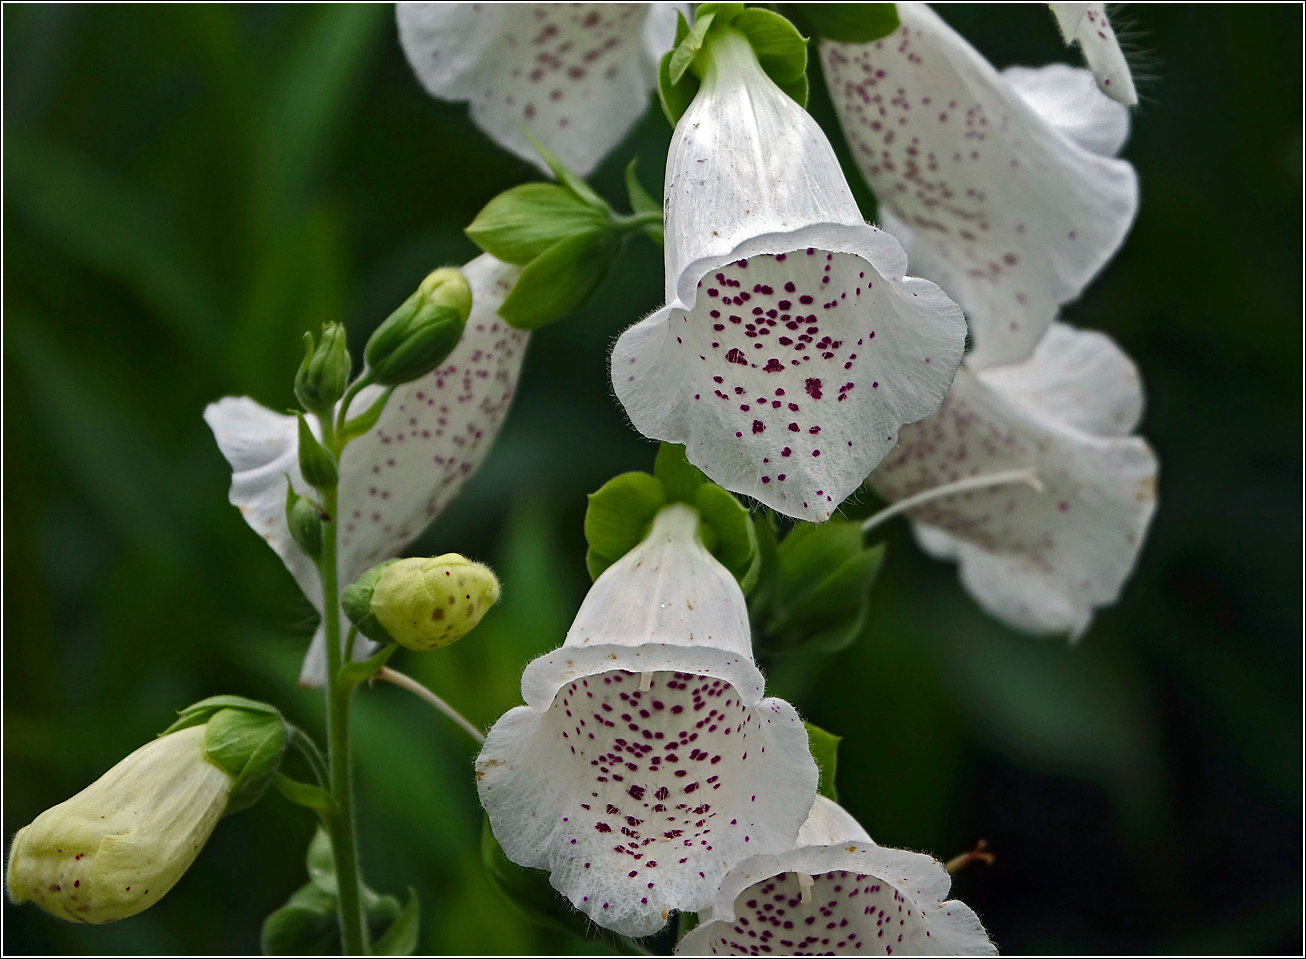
820 2 1138 368
6 726 231 924
612 28 966 522
1049 3 1138 106
205 254 526 685
677 795 996 956
397 2 682 176
477 503 817 936
868 323 1158 638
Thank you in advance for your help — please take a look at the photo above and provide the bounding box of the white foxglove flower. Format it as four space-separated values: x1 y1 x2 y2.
397 2 682 176
868 323 1157 638
612 27 966 521
477 502 817 936
205 254 526 685
820 2 1137 368
1049 3 1138 106
677 795 996 955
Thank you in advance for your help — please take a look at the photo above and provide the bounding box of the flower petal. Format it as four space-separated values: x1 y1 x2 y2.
868 323 1158 637
396 3 679 176
796 794 871 846
820 2 1138 368
478 658 816 937
676 836 995 955
1001 63 1129 158
1049 2 1138 106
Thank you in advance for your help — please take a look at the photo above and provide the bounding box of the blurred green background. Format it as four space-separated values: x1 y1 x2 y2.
3 3 1301 954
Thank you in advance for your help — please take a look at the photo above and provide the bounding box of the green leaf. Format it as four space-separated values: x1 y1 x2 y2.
261 885 339 956
794 3 900 43
584 471 668 578
465 183 609 265
497 228 620 330
523 133 608 211
654 442 710 503
669 10 716 83
658 48 702 125
372 887 420 955
273 772 334 816
694 483 757 582
733 7 809 83
805 722 841 801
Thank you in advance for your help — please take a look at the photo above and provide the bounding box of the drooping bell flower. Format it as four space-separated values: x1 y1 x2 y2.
205 254 526 685
476 502 818 936
612 21 966 522
868 323 1158 638
1049 2 1138 105
820 2 1138 367
396 2 682 176
677 795 996 955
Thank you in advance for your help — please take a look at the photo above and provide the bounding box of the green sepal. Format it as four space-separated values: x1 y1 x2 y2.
297 413 338 490
481 816 593 938
761 521 886 655
584 471 668 579
161 694 282 736
372 888 420 956
732 7 808 84
524 133 609 212
654 442 710 503
658 48 702 125
805 722 841 801
624 158 663 247
272 772 334 816
337 385 394 445
338 643 397 691
669 10 718 83
790 3 900 43
203 706 289 815
497 228 620 330
694 483 757 585
774 71 809 110
465 183 610 265
286 483 323 561
341 559 400 645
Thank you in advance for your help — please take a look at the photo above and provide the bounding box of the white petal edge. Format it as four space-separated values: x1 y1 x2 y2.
478 650 817 936
676 837 996 955
396 3 678 176
869 323 1158 638
797 794 872 846
1048 2 1138 106
1001 63 1129 157
820 2 1138 369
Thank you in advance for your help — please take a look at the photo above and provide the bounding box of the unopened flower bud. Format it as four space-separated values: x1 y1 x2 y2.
296 414 338 491
364 268 472 386
343 554 499 651
294 323 352 416
285 484 323 561
5 697 286 924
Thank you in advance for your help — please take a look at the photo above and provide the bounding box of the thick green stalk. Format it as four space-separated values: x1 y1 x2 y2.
321 482 367 954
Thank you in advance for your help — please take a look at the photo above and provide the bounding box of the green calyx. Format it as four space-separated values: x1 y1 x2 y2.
341 559 399 646
659 5 810 125
294 323 352 417
364 267 472 386
160 695 288 816
465 139 662 330
784 3 900 43
584 443 759 587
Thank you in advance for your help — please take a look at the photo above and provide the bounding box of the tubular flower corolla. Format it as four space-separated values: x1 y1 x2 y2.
397 2 682 176
613 26 966 521
205 254 526 684
476 503 818 936
820 2 1138 368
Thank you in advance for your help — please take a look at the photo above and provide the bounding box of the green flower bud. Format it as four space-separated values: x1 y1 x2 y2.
343 555 499 651
285 485 323 561
293 323 352 416
364 268 472 387
296 414 338 491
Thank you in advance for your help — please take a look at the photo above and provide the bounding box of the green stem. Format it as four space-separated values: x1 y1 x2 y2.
343 625 359 665
335 373 373 440
285 723 329 788
612 209 663 232
321 486 368 955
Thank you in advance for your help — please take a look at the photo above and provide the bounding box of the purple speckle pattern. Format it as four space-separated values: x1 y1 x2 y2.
700 870 929 955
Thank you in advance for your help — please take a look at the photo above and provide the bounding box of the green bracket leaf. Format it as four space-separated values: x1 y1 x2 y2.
372 887 420 955
788 3 900 43
338 643 396 691
805 722 841 801
669 10 717 83
273 772 335 817
524 133 609 212
497 228 620 330
465 183 610 265
654 442 710 503
585 471 668 579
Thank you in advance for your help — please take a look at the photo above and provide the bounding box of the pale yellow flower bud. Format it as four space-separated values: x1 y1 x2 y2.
369 553 500 650
6 726 231 923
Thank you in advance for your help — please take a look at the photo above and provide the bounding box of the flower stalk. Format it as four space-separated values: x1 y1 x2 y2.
861 467 1045 535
